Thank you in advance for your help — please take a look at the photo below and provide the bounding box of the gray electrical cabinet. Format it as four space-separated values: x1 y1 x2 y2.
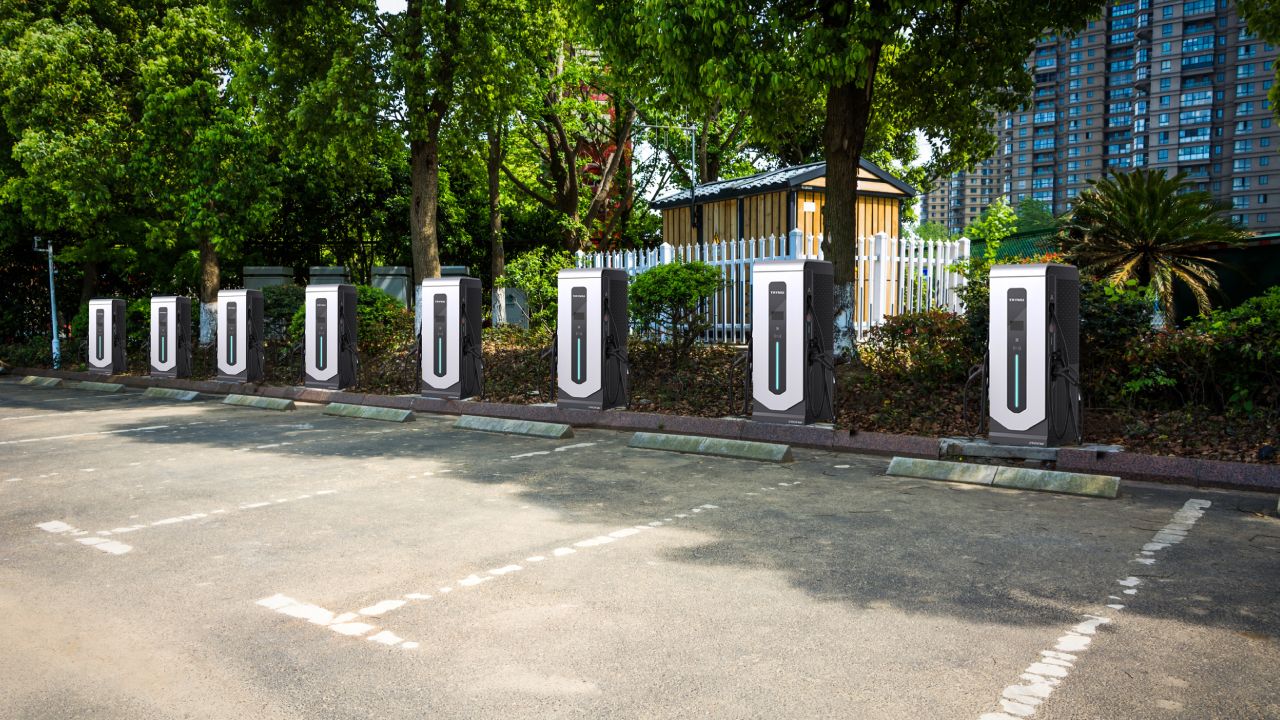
988 263 1081 447
87 298 126 375
304 284 357 390
420 276 483 400
150 296 191 378
557 268 629 411
751 260 835 425
216 289 264 383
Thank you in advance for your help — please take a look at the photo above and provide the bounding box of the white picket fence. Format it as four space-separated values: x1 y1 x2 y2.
576 229 971 344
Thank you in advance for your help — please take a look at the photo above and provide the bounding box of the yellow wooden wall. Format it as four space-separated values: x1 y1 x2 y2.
664 191 901 247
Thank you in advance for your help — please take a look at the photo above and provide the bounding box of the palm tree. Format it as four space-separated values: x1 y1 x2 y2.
1057 169 1250 320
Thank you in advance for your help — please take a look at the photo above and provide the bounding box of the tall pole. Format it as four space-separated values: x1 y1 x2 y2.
34 236 61 369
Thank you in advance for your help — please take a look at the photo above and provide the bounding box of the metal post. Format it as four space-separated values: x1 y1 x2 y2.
34 237 61 369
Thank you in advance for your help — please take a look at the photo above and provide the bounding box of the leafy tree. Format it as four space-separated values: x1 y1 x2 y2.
232 0 501 282
134 5 278 336
1015 198 1056 233
963 198 1018 245
0 2 154 303
501 39 639 251
581 0 1103 292
915 221 952 242
1057 169 1251 320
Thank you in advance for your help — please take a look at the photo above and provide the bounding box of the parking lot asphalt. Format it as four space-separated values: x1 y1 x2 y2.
1 379 1277 720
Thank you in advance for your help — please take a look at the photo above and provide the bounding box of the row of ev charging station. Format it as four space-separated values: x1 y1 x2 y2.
87 260 1084 447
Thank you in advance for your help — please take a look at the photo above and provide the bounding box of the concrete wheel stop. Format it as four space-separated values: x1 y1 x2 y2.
628 432 793 463
223 394 295 411
454 415 573 439
19 375 63 388
71 380 126 393
142 387 200 401
323 402 414 423
887 457 1120 499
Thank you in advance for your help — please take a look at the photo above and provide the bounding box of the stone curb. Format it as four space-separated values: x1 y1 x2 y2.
323 403 414 423
454 415 573 439
887 457 1119 498
223 394 295 411
9 368 1278 493
628 432 792 463
142 387 200 402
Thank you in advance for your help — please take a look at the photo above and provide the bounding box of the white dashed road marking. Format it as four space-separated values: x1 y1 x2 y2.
36 489 340 556
977 499 1211 720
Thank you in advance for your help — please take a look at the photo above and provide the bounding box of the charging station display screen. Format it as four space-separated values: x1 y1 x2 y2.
95 309 105 361
158 307 168 363
433 294 447 377
227 302 238 365
315 298 328 370
768 282 786 394
1007 288 1027 412
571 287 587 384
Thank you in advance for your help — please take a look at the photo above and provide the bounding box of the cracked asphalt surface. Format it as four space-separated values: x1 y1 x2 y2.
1 379 1277 719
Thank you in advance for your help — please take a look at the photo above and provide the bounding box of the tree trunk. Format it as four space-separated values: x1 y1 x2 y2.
198 232 219 345
410 137 443 281
78 260 98 307
488 126 505 283
823 54 879 357
823 79 875 285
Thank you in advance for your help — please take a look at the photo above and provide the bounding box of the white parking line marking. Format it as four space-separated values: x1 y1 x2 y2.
258 483 803 652
0 425 171 445
360 600 406 617
976 499 1210 720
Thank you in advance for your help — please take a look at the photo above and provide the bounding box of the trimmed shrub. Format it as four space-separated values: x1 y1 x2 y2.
858 309 978 388
495 247 575 329
629 261 722 368
262 285 305 340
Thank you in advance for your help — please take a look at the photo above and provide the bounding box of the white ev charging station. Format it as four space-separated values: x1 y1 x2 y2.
87 298 126 375
304 283 357 390
750 260 835 425
556 268 629 411
216 289 264 383
150 296 191 378
988 263 1082 447
420 276 483 400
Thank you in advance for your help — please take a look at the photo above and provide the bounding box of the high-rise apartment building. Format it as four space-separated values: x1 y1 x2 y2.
997 0 1280 233
919 158 1002 233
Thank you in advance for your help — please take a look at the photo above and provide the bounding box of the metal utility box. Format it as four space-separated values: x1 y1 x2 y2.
556 268 629 411
87 298 126 375
150 296 191 378
988 263 1081 447
304 284 357 390
420 276 483 400
216 289 264 383
751 260 835 425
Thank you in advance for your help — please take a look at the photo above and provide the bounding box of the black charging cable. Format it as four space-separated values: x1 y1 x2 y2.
804 294 836 422
540 331 557 402
1047 301 1083 445
602 296 630 410
961 359 988 437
